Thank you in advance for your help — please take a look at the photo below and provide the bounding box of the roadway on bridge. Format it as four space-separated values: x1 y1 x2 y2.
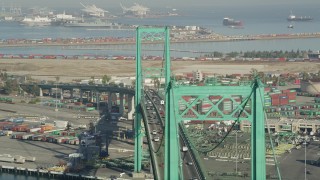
145 89 201 180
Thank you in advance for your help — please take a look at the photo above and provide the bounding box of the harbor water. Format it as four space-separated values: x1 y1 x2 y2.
0 4 320 57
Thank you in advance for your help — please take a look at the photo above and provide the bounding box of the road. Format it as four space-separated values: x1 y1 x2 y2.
180 133 201 180
143 92 164 180
0 99 137 179
0 97 99 127
145 89 201 180
278 140 320 180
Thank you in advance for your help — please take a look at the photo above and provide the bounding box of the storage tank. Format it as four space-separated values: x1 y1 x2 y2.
300 80 320 95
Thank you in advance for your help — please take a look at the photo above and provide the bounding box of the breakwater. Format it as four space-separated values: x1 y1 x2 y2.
0 32 320 48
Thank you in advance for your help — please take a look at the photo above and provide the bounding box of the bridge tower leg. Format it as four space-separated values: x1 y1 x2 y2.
135 27 176 178
60 89 64 100
127 95 134 120
90 90 94 102
79 89 83 103
134 27 143 173
251 80 266 179
39 88 43 97
119 93 124 116
162 27 181 180
70 89 74 99
96 91 100 111
108 92 112 113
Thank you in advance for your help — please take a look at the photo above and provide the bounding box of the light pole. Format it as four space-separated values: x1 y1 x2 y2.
55 84 58 121
55 76 59 114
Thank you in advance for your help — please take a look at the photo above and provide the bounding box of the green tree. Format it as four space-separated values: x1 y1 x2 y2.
102 75 111 85
250 68 258 79
3 78 19 94
31 85 40 96
153 77 160 89
55 76 60 83
0 71 8 81
66 122 72 131
89 76 95 85
131 79 136 87
226 51 239 58
302 72 309 80
213 51 223 58
88 121 95 134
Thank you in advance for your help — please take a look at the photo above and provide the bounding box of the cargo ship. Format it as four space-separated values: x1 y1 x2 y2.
223 17 243 27
287 12 313 21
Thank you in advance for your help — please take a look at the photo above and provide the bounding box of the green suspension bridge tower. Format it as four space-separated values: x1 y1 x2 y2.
134 27 267 180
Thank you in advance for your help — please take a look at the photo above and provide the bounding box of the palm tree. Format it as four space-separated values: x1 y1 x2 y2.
302 72 309 81
153 77 160 89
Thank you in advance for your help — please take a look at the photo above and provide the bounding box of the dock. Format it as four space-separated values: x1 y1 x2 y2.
0 165 105 180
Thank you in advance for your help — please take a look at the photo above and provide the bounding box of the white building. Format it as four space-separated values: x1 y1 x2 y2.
193 70 203 81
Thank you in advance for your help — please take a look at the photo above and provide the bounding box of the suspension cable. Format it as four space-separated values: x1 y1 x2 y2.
258 87 282 180
171 84 185 179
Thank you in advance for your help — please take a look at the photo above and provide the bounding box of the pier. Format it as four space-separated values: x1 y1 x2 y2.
0 165 104 180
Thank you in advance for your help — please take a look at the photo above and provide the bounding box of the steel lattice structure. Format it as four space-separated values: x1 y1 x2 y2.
135 27 266 180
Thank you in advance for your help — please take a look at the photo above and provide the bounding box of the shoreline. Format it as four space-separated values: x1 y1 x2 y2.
0 33 319 48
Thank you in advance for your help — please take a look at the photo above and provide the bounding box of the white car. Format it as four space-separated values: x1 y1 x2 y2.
153 137 160 142
152 130 157 135
119 117 127 121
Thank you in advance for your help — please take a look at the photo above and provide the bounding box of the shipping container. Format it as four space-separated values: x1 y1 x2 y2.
86 107 96 111
28 128 41 133
40 125 53 131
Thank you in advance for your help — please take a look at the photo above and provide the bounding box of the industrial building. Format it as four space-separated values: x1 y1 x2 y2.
240 118 320 134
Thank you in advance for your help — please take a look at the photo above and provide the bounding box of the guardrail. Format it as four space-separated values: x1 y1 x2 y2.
179 123 207 180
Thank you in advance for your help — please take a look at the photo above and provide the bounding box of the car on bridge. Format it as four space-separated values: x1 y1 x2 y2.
187 162 193 166
153 137 160 142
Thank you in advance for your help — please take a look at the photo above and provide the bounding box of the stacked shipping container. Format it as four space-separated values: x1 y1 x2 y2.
266 88 296 106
